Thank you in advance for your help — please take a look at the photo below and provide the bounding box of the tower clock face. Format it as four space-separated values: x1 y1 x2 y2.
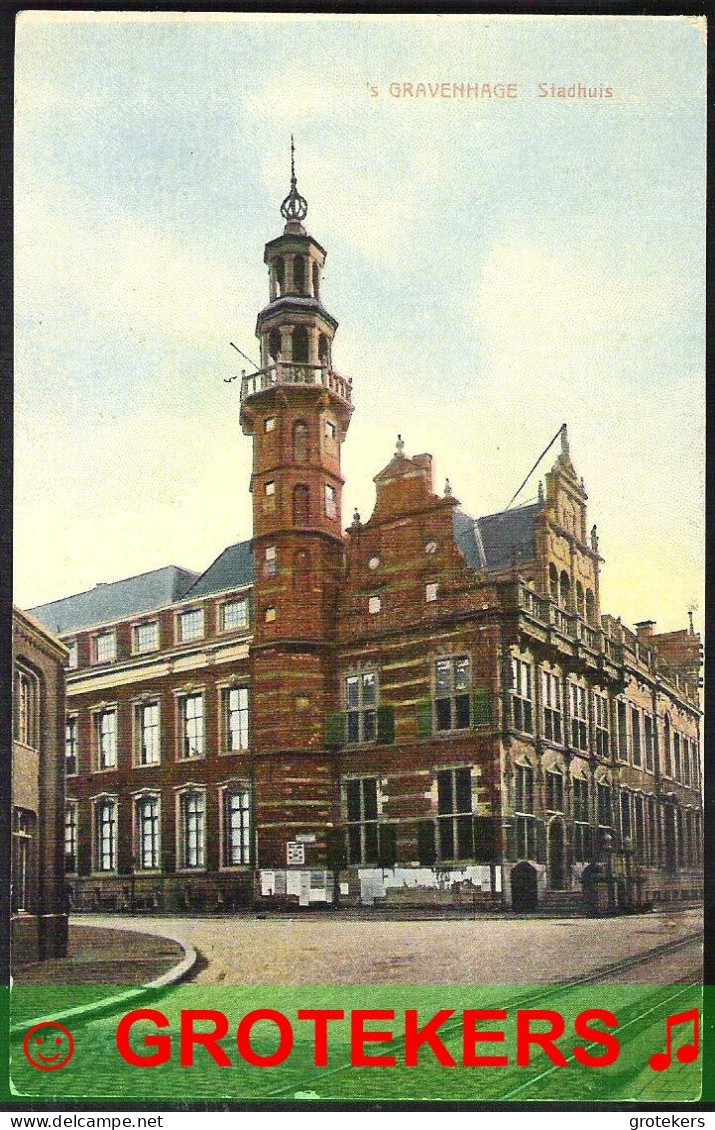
425 540 438 554
368 556 380 570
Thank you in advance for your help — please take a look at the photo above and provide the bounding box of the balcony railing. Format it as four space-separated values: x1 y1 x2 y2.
240 362 352 404
518 583 624 664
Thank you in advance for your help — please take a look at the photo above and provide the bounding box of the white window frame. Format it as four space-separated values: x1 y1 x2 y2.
178 692 205 760
542 669 562 745
135 700 161 766
569 681 588 751
93 795 118 874
176 788 206 871
220 782 252 869
134 792 161 872
345 671 378 745
223 685 250 753
95 707 118 771
65 800 78 874
219 597 249 633
93 630 117 665
511 656 533 735
14 665 40 749
65 715 78 776
66 639 78 669
594 691 609 758
177 608 204 643
436 765 474 861
435 655 471 732
132 620 159 655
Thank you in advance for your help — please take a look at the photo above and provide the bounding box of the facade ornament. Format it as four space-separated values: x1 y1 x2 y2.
444 478 452 496
538 480 544 504
352 508 361 527
560 423 569 458
591 524 599 552
280 135 308 223
395 434 405 457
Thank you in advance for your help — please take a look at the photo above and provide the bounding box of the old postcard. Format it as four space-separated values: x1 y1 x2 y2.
8 11 706 1109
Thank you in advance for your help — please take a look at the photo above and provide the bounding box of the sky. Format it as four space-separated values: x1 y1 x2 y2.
14 13 705 634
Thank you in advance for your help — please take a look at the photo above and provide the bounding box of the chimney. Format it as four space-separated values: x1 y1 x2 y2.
412 453 434 492
635 620 656 640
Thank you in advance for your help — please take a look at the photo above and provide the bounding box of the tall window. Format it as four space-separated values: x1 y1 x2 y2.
673 733 682 781
66 640 78 669
12 808 35 912
631 708 642 767
569 683 588 751
346 672 377 743
594 692 609 757
179 791 205 869
96 709 117 770
95 799 117 872
345 777 379 865
65 802 78 873
576 581 585 617
224 686 249 751
136 702 160 766
292 324 309 362
514 765 535 859
549 563 558 601
597 783 612 852
180 694 204 759
94 631 117 664
682 738 691 786
648 796 658 865
221 599 248 632
293 254 306 294
14 667 39 748
559 570 571 608
325 483 338 519
663 716 672 776
133 621 159 654
224 786 251 866
264 546 277 578
572 777 591 862
634 794 646 863
545 768 564 812
179 609 204 642
585 589 596 625
436 656 471 731
65 716 78 776
620 790 632 842
437 767 473 860
617 700 628 761
511 657 533 734
263 480 276 512
644 714 655 772
542 670 562 743
136 795 160 870
293 420 309 461
293 484 310 525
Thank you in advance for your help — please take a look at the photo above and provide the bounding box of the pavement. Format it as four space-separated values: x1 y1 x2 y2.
67 905 702 986
13 924 187 986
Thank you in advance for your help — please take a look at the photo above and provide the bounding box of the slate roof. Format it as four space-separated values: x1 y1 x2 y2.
28 566 200 636
180 540 254 600
453 502 542 572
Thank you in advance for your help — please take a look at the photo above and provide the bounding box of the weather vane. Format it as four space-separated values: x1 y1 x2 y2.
280 134 308 222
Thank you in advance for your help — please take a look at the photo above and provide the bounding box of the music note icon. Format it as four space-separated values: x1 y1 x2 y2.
649 1008 699 1071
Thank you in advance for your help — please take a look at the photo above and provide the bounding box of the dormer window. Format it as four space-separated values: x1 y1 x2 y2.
66 640 78 669
179 608 204 643
94 630 117 665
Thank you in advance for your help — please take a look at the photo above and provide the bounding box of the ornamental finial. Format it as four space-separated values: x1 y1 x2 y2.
396 434 405 457
280 134 308 223
444 478 452 496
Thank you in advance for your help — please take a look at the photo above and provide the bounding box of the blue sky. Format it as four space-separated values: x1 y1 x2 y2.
14 13 705 632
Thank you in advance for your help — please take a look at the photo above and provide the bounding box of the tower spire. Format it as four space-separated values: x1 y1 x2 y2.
280 134 308 223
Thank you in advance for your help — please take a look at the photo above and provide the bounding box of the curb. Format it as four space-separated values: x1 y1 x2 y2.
9 923 198 1036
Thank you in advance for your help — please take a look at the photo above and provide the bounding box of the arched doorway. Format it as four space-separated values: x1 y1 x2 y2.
549 818 565 890
511 861 538 911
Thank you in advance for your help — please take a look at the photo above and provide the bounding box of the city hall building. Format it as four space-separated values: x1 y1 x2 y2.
28 166 703 914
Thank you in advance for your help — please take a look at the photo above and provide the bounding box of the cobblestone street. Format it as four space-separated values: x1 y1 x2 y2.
74 907 702 985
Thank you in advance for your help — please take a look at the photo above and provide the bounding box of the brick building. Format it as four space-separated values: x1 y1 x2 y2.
28 167 703 914
12 607 69 961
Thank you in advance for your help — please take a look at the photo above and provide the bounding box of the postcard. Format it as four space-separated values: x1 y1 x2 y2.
8 11 706 1109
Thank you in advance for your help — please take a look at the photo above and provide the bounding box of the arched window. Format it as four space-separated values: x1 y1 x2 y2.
559 570 570 608
268 329 281 364
585 588 596 625
292 324 309 363
293 484 310 525
312 262 320 299
274 257 284 297
576 581 585 617
294 550 311 590
293 255 306 294
549 563 558 601
319 334 330 365
293 421 309 462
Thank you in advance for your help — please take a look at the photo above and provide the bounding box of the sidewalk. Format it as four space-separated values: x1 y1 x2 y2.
12 923 186 986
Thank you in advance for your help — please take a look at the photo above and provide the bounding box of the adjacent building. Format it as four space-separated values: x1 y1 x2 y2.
12 607 68 961
28 167 703 914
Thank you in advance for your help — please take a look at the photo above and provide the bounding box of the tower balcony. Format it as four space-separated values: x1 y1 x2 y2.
240 362 352 405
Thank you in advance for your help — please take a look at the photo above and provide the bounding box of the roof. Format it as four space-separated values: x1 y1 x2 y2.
180 540 254 600
27 565 200 636
453 502 542 572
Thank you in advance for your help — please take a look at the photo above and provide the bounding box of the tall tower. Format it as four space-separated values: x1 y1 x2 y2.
239 143 353 869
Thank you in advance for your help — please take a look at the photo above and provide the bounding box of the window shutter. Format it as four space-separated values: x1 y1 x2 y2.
325 826 347 869
535 818 547 864
378 823 398 867
472 687 492 729
416 699 433 738
417 820 437 866
376 704 395 744
473 815 497 863
325 712 346 746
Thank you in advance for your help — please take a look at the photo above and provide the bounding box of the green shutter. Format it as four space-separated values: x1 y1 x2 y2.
325 826 347 869
472 687 492 728
376 704 395 744
417 819 437 865
416 698 433 738
378 823 398 867
325 712 346 746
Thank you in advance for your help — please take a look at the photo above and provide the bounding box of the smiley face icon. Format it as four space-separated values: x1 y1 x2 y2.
23 1021 75 1070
